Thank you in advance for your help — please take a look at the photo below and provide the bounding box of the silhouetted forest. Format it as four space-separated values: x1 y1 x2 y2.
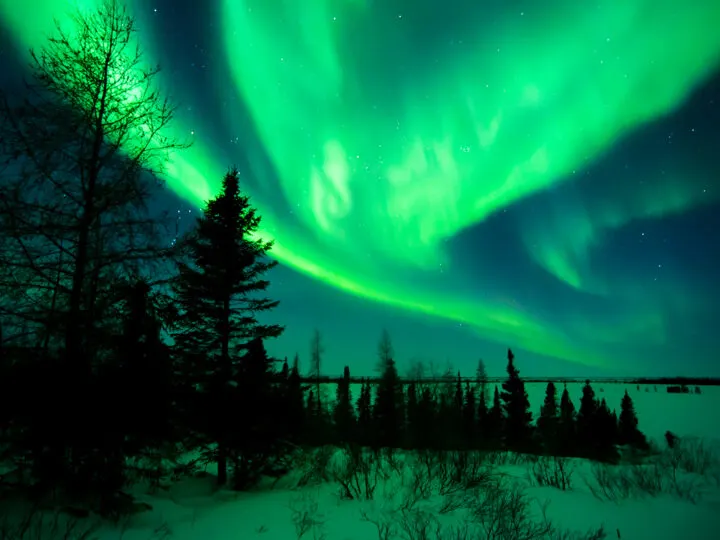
0 0 653 519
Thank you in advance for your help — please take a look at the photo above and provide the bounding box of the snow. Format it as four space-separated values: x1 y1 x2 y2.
3 382 719 539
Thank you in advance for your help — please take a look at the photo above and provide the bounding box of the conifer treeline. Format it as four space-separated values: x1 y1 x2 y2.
293 347 648 464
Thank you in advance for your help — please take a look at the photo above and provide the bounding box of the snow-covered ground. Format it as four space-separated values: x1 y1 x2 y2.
2 382 718 539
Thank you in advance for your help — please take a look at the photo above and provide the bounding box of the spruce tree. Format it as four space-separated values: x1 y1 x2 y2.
576 380 598 456
463 381 476 448
285 353 305 442
172 169 283 487
373 354 404 448
417 386 436 449
557 384 576 455
537 382 558 452
356 379 372 446
618 390 647 449
333 366 355 443
500 349 533 450
477 388 489 445
231 337 284 487
115 279 174 454
593 398 619 461
406 380 419 447
484 385 503 448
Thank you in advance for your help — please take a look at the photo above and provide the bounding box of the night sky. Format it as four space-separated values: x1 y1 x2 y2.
1 0 719 378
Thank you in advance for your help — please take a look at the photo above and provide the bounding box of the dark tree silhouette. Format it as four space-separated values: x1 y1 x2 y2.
0 0 187 505
373 347 404 448
618 390 647 449
405 380 419 447
477 387 489 444
356 378 373 446
463 381 477 448
376 329 394 373
537 382 558 451
226 337 287 488
483 385 504 447
417 386 436 449
284 353 305 442
0 0 187 362
310 329 324 413
112 279 175 460
593 397 620 461
171 168 283 487
333 366 356 442
500 349 533 450
576 380 598 454
557 384 576 455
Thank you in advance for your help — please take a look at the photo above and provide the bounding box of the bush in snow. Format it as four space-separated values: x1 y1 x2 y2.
529 455 575 491
330 444 380 501
288 492 327 540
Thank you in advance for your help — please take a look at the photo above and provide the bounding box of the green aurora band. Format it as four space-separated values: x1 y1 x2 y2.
2 0 719 368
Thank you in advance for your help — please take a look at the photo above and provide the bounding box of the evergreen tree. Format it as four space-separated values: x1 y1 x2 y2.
310 330 324 412
172 169 283 487
593 398 619 461
333 366 355 443
500 349 533 450
618 390 647 448
229 337 285 487
483 385 503 448
373 352 404 448
280 357 289 379
356 379 372 446
115 280 174 452
477 388 489 444
576 380 598 455
537 382 558 452
463 381 477 448
405 380 419 447
285 353 305 442
417 386 436 449
450 372 464 445
557 384 576 455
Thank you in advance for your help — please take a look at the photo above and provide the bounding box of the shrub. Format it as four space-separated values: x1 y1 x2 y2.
288 492 326 540
529 456 574 491
330 445 379 501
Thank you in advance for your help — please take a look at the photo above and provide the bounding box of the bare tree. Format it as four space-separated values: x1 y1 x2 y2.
0 0 188 362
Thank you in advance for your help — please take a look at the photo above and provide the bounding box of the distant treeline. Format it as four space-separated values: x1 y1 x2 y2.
298 375 720 386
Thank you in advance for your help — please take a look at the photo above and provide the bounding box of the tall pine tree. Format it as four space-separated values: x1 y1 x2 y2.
373 352 404 448
172 168 283 487
537 382 558 452
576 380 598 456
356 378 373 446
618 390 647 449
500 349 533 451
333 366 356 443
557 384 576 455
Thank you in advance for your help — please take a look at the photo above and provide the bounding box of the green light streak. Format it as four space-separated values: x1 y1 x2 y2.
2 0 719 367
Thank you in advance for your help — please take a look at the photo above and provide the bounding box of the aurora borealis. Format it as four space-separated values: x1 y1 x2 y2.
1 0 719 376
